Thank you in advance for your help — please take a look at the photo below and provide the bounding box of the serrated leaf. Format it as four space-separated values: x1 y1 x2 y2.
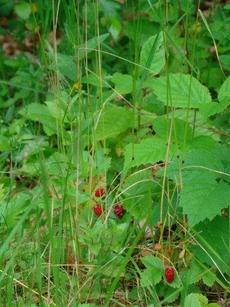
167 109 220 141
152 116 193 145
140 256 164 286
180 177 229 227
141 255 164 271
124 137 167 170
122 170 153 221
140 32 165 74
95 104 134 140
218 76 230 102
111 73 133 94
200 100 230 118
141 267 162 287
191 216 229 273
202 270 216 287
150 74 211 108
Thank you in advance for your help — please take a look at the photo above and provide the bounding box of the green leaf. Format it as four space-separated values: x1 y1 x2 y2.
149 74 211 108
124 137 167 170
191 216 229 273
140 256 164 286
167 109 221 141
180 172 229 227
202 270 216 287
218 76 230 102
122 170 153 221
141 255 164 271
0 135 11 151
185 261 216 287
0 192 31 227
14 2 31 20
184 293 208 307
152 116 193 145
199 100 230 119
20 103 57 136
95 104 135 140
140 32 165 74
56 53 77 81
111 73 133 94
78 33 109 60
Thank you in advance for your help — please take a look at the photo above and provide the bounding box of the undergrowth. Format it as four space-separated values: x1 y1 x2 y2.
0 0 229 306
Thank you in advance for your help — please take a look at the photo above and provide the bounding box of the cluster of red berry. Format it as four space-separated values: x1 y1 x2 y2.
93 190 175 283
93 187 125 219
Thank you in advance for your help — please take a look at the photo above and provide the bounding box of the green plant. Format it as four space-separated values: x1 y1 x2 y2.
0 0 229 306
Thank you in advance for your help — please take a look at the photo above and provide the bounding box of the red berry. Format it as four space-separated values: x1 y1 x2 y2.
114 203 124 219
165 267 175 283
93 204 103 217
95 187 105 198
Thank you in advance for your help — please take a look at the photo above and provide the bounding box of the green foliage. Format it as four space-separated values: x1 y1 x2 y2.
148 73 212 108
140 256 164 286
184 293 219 307
0 0 229 305
124 137 167 170
140 32 165 74
111 73 133 94
95 104 135 140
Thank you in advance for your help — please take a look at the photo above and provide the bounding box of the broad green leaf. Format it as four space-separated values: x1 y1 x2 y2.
141 255 164 271
56 53 77 81
95 104 135 140
111 73 133 94
14 2 31 19
0 192 31 227
140 256 164 286
180 175 229 227
141 267 162 287
218 76 230 102
149 74 211 108
167 109 220 141
165 145 227 183
200 100 230 118
191 216 229 273
140 32 165 74
166 148 229 226
122 170 153 221
20 103 56 136
152 116 193 145
185 261 216 287
124 137 167 170
184 293 208 307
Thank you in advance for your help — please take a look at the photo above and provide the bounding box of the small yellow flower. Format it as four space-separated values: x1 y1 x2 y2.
73 81 82 91
31 3 38 13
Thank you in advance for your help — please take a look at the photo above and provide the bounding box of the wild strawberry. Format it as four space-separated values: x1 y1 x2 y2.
94 187 105 198
165 267 175 283
93 204 103 217
114 203 124 218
